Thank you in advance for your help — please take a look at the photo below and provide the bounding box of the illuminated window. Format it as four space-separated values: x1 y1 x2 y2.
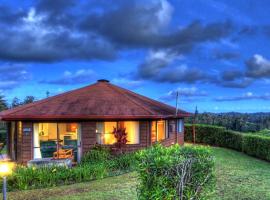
124 121 139 144
151 120 168 142
33 123 79 161
96 121 140 145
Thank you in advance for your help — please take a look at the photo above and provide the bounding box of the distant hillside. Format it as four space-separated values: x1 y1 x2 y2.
185 112 270 132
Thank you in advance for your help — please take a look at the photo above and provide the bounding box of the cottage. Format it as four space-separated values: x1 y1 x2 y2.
0 80 190 164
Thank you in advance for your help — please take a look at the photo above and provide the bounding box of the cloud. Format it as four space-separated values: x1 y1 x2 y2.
0 64 30 90
136 49 209 84
214 51 240 60
137 49 180 79
111 78 143 89
160 87 207 101
245 54 270 78
215 92 270 101
40 69 96 85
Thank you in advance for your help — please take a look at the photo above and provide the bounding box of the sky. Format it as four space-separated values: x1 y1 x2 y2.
0 0 270 113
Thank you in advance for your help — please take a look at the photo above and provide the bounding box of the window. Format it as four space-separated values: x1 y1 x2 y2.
96 122 117 145
96 121 140 145
178 119 184 133
33 123 80 161
125 121 139 144
151 120 168 142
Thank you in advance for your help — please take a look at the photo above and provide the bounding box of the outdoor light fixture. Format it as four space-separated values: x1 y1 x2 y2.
0 162 14 200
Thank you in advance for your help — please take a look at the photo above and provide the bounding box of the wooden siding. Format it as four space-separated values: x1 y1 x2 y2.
81 122 97 154
18 122 33 164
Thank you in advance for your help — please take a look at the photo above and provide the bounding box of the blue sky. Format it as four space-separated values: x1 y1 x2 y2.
0 0 270 113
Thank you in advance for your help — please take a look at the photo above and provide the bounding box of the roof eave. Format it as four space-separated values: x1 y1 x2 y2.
1 114 191 121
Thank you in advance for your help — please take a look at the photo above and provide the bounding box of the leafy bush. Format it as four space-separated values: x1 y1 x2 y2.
108 152 137 172
4 162 108 191
185 124 270 161
3 147 137 191
80 145 111 164
242 134 270 161
136 144 215 200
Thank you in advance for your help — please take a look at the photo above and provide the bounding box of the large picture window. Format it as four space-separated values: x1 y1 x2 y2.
33 123 80 161
151 120 168 142
96 121 140 145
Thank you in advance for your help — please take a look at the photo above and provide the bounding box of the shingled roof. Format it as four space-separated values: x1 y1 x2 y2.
0 80 190 121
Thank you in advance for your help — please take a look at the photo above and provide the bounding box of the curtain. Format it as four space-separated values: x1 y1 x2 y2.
125 121 139 144
33 124 42 159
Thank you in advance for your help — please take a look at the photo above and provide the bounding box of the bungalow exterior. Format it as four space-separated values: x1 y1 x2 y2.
0 80 190 164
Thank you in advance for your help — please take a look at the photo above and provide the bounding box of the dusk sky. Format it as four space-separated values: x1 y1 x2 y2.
0 0 270 113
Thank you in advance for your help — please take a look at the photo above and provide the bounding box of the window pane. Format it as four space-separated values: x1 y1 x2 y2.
96 122 117 145
104 122 117 144
157 120 166 141
35 123 58 159
124 121 139 144
178 119 183 133
151 121 157 143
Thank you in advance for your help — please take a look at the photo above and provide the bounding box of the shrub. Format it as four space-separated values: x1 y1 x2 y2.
136 144 215 200
185 124 270 162
242 134 270 161
4 147 138 191
109 152 137 172
80 145 111 164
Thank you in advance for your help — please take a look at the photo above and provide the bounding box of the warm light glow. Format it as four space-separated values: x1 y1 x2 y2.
0 162 14 177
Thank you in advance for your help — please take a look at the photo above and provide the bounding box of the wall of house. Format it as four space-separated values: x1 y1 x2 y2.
16 122 33 164
160 119 184 146
81 121 151 154
10 119 184 164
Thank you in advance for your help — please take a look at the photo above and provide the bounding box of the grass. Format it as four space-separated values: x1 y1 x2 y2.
7 146 270 200
211 147 270 200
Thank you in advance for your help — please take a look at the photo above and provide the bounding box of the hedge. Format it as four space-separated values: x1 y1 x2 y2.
185 124 270 162
136 144 215 200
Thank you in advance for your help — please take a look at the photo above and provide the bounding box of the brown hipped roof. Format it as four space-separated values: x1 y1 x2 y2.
0 80 190 121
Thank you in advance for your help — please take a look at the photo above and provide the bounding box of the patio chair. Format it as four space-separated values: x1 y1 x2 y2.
53 149 73 159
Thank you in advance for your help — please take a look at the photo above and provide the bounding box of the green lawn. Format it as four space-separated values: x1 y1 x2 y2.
7 146 270 200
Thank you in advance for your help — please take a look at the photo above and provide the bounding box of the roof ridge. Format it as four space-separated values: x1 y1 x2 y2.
3 83 98 116
107 83 156 115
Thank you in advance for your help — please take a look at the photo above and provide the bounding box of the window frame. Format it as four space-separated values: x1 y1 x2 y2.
96 121 140 145
151 120 169 142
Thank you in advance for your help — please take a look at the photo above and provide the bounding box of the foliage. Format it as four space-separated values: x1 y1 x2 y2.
80 145 111 164
5 163 108 191
136 144 215 200
5 147 137 191
23 96 36 104
113 127 128 153
185 112 270 132
0 95 8 111
11 97 21 108
8 147 270 200
185 124 270 161
242 134 270 161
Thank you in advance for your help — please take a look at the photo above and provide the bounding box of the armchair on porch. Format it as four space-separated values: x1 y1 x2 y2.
53 149 73 159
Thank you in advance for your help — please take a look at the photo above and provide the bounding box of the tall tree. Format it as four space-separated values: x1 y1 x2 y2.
0 95 8 111
11 97 21 108
23 96 35 104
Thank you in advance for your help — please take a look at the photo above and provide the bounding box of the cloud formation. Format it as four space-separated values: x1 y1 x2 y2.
215 92 270 101
0 64 30 89
0 0 233 63
160 87 207 101
40 69 96 85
